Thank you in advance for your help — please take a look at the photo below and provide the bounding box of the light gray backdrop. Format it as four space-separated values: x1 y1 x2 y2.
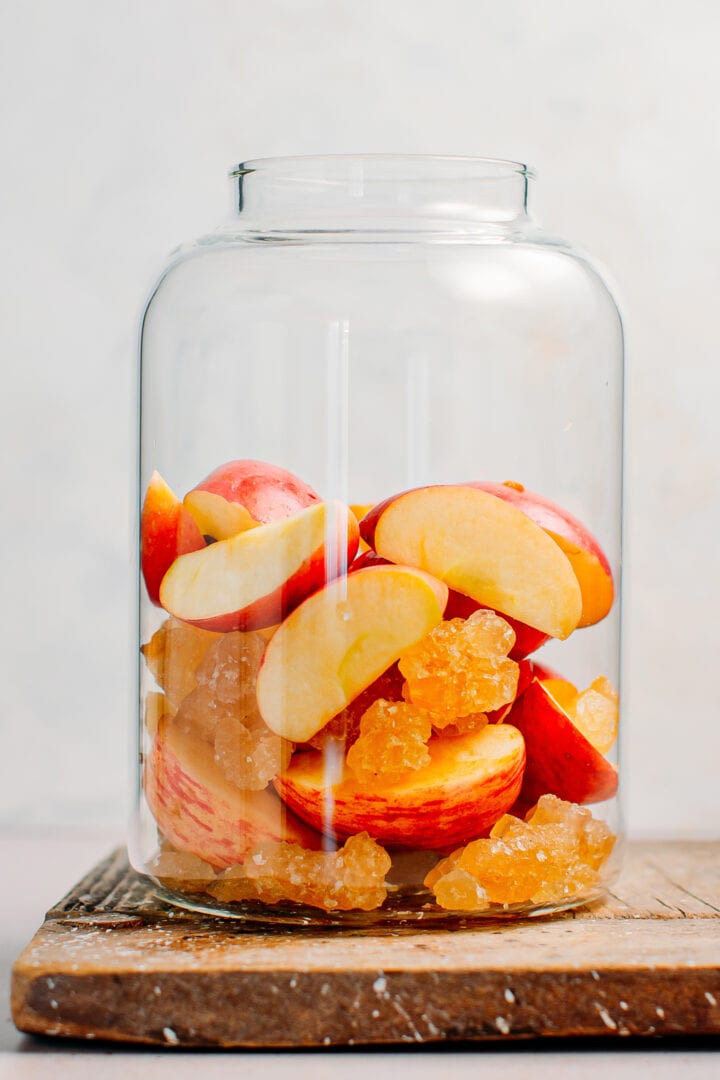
2 0 718 836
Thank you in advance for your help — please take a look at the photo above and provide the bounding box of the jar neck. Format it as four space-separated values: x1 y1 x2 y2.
230 155 534 235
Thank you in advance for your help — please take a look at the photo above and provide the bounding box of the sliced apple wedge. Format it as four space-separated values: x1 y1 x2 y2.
469 482 614 627
256 564 448 743
183 490 258 541
141 471 205 605
275 723 526 848
145 717 319 869
159 501 359 632
507 678 618 805
362 485 582 640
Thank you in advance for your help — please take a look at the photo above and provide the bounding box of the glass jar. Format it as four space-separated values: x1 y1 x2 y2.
130 155 623 925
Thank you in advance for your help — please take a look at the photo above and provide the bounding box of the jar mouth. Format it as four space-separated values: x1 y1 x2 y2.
230 154 535 183
228 155 534 233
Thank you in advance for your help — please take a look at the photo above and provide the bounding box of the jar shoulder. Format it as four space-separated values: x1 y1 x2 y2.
144 227 622 333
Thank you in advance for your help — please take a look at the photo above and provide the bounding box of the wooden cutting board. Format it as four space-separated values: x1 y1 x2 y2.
11 841 720 1047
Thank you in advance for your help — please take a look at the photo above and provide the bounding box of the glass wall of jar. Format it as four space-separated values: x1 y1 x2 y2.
131 156 624 924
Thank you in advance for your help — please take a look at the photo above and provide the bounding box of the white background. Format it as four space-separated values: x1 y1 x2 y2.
1 0 718 837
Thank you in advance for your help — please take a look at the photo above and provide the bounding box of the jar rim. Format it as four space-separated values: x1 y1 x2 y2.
230 154 535 182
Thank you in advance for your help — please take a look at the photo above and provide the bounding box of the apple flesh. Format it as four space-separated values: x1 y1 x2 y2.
307 661 406 749
184 459 320 541
360 485 582 640
145 717 319 869
506 678 618 806
256 564 448 743
160 501 359 633
275 723 526 849
468 482 614 628
351 550 549 660
141 471 205 606
350 504 375 553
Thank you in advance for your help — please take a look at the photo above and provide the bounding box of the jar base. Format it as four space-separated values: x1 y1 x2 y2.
147 874 612 928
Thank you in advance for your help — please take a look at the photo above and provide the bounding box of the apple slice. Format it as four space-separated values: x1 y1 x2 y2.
507 678 618 805
351 549 550 660
469 482 614 628
350 503 375 524
184 459 321 541
275 723 526 849
183 491 258 542
350 503 375 554
145 717 319 869
160 501 359 633
256 564 449 743
361 485 582 640
540 676 579 713
141 471 205 605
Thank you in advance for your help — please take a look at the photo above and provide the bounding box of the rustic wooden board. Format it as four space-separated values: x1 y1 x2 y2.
11 841 720 1047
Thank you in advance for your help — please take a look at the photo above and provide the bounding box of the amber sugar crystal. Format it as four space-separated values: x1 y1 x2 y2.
308 662 406 751
149 848 216 893
569 676 619 753
144 690 168 737
172 630 291 790
399 609 519 719
208 832 392 912
425 794 615 911
142 617 219 710
541 675 619 754
194 630 266 707
346 699 433 785
430 712 489 737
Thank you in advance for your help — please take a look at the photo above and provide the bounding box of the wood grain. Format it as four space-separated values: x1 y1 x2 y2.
11 842 720 1046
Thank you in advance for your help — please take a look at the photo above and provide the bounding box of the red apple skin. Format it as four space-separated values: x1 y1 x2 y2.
145 718 319 869
506 678 618 806
359 493 407 550
141 471 205 606
190 459 320 527
467 482 614 628
348 549 390 573
351 550 548 661
529 660 563 682
160 504 360 634
275 724 526 849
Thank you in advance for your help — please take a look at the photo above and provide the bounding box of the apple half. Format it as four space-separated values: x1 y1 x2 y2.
141 471 205 606
469 482 614 628
256 564 448 743
145 717 319 869
360 485 582 640
160 501 359 632
184 459 321 541
507 678 618 805
275 723 526 849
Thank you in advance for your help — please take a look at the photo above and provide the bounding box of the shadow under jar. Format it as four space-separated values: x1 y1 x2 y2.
130 155 624 925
